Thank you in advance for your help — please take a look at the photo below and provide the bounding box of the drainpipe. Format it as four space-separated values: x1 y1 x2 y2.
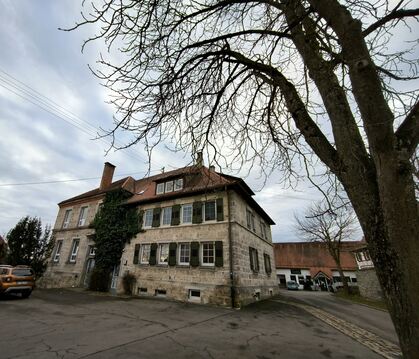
226 186 236 308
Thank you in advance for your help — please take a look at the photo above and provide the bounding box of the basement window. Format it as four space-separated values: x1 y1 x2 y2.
155 289 167 297
138 287 148 294
189 289 201 301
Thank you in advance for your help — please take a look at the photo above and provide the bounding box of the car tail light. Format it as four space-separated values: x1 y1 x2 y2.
5 276 12 282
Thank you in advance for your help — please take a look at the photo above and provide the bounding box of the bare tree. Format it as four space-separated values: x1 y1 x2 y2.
295 202 358 294
67 1 419 356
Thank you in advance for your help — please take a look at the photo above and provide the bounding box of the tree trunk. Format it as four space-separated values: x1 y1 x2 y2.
336 263 350 295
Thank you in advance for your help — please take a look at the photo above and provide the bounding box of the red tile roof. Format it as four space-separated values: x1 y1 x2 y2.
58 177 133 206
274 241 360 277
57 165 274 224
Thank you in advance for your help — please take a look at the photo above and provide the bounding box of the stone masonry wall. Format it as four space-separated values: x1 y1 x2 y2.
120 192 232 306
357 268 383 301
40 198 101 288
229 191 278 307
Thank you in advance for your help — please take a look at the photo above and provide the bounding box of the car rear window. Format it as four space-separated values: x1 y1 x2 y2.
12 268 33 276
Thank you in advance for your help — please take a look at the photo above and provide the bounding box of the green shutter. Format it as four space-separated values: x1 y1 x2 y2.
171 205 181 226
168 243 177 266
190 241 200 267
255 249 260 272
138 210 144 231
152 208 161 227
216 198 224 221
149 243 157 265
133 244 140 264
264 254 272 274
215 241 223 267
192 201 203 224
249 247 254 271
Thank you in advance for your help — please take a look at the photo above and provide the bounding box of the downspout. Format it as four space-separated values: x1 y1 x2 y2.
226 186 236 308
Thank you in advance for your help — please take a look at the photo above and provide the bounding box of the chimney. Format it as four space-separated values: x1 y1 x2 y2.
195 151 204 167
209 165 215 172
100 162 116 190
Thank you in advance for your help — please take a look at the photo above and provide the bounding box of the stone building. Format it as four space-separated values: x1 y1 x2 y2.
42 160 278 307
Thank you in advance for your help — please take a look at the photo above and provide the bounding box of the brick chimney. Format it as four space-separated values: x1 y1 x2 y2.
100 162 115 190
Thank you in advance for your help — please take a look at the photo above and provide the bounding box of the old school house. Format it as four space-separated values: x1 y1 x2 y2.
42 158 278 307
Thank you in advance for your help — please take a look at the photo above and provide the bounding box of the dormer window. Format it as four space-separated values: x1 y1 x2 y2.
156 178 183 195
174 178 183 191
165 180 174 193
156 183 165 195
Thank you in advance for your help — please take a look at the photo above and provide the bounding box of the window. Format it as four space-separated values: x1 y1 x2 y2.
174 178 183 191
89 246 96 256
351 277 358 283
264 253 272 274
161 207 172 226
290 269 301 275
158 243 169 264
204 201 216 221
298 276 305 284
144 209 153 228
78 207 88 227
156 183 165 194
62 209 72 228
165 180 174 193
249 247 259 272
53 240 63 262
290 275 296 281
69 239 80 263
201 242 215 266
156 178 183 194
179 243 190 265
189 289 201 301
182 204 192 224
155 289 167 297
246 209 255 231
333 276 341 283
363 250 371 261
141 244 151 264
260 221 267 239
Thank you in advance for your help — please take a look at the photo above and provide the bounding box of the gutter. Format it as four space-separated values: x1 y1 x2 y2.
226 186 236 308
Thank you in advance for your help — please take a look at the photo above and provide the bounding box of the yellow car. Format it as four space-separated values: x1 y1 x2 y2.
0 265 35 298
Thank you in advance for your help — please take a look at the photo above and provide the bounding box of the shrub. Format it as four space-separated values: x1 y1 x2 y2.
89 268 111 292
122 272 136 295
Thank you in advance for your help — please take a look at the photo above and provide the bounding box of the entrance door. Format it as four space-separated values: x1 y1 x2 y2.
83 258 95 287
110 264 120 293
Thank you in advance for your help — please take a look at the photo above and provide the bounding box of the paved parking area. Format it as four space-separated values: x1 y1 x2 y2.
0 289 383 359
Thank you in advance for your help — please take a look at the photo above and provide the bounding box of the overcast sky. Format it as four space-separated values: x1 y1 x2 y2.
0 1 338 241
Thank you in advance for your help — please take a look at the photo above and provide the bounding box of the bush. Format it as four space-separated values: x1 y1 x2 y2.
122 272 136 295
89 268 110 292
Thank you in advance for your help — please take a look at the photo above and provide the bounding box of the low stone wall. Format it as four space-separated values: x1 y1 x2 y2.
357 268 383 301
37 270 81 289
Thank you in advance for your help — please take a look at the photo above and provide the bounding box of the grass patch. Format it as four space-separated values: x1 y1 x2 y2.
334 291 388 311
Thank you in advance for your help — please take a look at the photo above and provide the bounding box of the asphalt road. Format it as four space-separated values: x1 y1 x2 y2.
0 289 384 359
278 289 399 345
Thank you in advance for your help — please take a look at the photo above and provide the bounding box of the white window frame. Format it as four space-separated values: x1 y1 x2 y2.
203 201 216 222
188 289 201 302
158 243 169 265
62 209 72 229
178 243 190 265
165 180 174 193
156 183 165 195
201 242 215 266
181 204 192 224
53 240 63 262
140 244 151 264
78 206 88 227
174 178 183 191
144 209 153 228
161 207 172 226
89 246 96 256
69 239 80 263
